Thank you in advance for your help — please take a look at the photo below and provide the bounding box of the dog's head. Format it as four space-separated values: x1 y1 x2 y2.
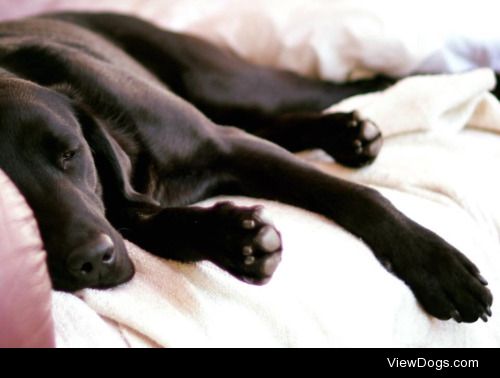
0 74 137 291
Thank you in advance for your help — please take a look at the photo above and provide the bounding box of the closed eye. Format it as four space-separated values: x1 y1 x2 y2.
60 148 79 170
62 150 76 160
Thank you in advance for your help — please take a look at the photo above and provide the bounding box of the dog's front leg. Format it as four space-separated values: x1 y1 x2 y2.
216 127 492 323
126 203 282 284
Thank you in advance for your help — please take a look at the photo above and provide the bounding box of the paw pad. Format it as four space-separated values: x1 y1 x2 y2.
256 226 281 252
210 202 283 285
319 111 383 168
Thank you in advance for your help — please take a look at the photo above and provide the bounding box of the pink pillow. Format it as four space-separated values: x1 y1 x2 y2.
0 170 54 348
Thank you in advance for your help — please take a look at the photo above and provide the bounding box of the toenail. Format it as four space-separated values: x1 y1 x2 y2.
451 310 462 323
242 246 253 256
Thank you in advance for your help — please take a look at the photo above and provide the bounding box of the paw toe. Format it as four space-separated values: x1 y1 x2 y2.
256 226 281 253
360 120 380 141
416 267 493 323
262 253 281 276
244 255 256 265
366 134 383 157
325 112 383 167
242 245 253 256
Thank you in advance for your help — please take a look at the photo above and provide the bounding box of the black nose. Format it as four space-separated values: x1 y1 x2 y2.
67 234 115 284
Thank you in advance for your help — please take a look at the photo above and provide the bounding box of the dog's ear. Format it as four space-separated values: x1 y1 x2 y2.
71 101 161 223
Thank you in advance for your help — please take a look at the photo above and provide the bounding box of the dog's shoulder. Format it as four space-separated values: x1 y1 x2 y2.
1 14 158 94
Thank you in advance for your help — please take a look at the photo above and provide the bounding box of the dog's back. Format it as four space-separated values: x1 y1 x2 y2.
0 15 158 84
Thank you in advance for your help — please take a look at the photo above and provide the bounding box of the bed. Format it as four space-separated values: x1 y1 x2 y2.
2 0 500 347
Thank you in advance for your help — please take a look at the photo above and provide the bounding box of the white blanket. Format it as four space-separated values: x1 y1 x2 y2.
53 69 500 347
3 0 500 79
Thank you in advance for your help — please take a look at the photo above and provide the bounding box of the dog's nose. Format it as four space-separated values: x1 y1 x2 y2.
67 233 115 283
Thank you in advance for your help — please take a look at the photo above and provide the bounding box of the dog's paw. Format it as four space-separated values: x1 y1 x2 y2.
208 201 282 285
320 111 382 167
395 229 492 323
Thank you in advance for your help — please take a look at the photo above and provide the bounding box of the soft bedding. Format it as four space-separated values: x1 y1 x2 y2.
53 69 500 348
3 0 500 79
2 0 500 347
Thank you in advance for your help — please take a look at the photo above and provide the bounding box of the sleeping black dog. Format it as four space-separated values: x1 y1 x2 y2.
0 12 492 323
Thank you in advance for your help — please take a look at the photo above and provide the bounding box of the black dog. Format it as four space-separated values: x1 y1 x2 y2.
0 12 492 323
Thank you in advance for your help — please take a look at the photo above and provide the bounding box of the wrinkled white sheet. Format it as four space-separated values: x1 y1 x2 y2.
2 0 500 80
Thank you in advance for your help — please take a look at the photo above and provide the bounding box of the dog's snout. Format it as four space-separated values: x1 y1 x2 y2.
67 233 115 283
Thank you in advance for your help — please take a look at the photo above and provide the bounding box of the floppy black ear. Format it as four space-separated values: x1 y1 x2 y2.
72 102 161 224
